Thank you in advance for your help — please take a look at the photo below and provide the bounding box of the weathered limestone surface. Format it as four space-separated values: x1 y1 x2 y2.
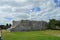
10 20 48 32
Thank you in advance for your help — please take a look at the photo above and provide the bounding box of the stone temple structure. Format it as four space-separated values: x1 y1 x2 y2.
9 20 48 32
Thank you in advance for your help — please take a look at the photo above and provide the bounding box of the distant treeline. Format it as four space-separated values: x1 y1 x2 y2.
0 24 11 30
47 19 60 29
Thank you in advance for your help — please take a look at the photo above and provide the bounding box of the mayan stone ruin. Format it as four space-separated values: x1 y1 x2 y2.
9 20 48 32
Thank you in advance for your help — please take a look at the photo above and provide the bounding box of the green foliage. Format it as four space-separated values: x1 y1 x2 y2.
48 19 60 29
56 21 60 27
0 24 11 29
48 19 56 29
6 23 12 29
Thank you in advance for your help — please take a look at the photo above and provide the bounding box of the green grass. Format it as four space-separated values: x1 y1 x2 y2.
2 30 60 40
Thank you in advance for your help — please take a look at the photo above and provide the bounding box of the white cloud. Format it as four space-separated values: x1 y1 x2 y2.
15 0 27 3
0 0 60 24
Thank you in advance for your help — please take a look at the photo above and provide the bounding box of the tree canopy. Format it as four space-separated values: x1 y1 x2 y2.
48 19 60 29
0 24 11 30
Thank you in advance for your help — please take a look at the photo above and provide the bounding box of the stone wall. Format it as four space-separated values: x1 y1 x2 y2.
10 20 48 32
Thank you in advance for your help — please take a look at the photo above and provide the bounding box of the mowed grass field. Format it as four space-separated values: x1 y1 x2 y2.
2 30 60 40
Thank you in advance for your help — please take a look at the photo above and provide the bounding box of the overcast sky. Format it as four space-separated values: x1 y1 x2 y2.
0 0 60 24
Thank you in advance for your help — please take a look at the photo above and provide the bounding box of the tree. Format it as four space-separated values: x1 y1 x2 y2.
0 24 12 30
5 23 12 29
48 19 57 29
56 20 60 27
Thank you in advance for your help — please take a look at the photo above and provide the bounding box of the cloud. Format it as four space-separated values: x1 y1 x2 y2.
15 0 27 3
0 0 60 24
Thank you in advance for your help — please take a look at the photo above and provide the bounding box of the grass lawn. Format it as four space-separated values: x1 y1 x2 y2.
2 30 60 40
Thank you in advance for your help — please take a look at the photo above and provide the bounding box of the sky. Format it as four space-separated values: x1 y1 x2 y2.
0 0 60 24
